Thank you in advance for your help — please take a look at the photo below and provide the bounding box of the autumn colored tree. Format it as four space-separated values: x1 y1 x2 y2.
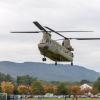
68 85 80 100
52 85 57 94
68 85 80 95
91 87 98 95
1 81 14 94
28 86 33 94
0 85 1 92
43 84 55 93
17 85 29 94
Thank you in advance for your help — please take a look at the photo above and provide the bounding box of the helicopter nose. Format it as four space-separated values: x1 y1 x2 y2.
38 43 49 49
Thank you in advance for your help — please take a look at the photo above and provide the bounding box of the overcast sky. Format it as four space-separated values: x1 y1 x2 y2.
0 0 100 72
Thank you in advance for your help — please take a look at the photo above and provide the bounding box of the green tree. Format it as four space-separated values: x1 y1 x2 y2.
13 84 18 94
94 77 100 92
31 81 44 95
17 75 37 85
5 74 14 82
57 83 68 95
80 80 92 85
0 73 13 82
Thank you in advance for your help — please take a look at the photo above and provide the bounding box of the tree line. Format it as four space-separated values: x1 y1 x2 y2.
0 72 100 95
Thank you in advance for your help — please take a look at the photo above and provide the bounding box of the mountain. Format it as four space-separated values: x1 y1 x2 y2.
0 61 99 82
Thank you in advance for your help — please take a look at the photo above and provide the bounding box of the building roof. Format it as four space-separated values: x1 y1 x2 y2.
80 84 92 90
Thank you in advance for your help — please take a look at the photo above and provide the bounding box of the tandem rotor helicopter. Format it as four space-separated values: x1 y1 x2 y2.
11 21 100 66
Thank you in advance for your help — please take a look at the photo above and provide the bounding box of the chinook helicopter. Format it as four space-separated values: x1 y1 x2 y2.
11 21 100 66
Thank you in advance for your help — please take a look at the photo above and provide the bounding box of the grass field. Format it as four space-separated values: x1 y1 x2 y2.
20 98 100 100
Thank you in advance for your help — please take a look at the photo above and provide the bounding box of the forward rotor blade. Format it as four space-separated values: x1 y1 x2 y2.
45 26 93 32
45 26 94 39
45 26 68 39
33 21 47 32
55 31 93 32
55 38 100 41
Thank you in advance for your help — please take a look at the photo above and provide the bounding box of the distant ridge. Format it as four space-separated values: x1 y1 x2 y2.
0 61 99 82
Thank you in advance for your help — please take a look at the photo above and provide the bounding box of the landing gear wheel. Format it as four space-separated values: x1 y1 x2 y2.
44 58 46 61
55 62 57 66
71 62 73 66
42 58 44 61
42 57 46 61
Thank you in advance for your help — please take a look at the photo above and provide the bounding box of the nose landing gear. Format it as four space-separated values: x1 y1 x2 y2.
42 57 46 61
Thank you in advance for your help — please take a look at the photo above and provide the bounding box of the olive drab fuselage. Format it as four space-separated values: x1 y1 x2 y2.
38 32 74 62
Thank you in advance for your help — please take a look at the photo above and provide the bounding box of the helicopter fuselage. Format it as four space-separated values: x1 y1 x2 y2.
38 32 73 62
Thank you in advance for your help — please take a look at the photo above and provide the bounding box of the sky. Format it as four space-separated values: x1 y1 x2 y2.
0 0 100 72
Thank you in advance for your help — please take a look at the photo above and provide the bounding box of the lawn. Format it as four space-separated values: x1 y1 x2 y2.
21 98 100 100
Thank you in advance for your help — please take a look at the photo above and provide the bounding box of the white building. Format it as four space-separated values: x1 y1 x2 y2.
80 84 92 90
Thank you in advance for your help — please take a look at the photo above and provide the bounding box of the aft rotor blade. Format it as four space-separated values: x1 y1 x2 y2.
70 38 100 40
33 21 47 32
11 31 93 33
11 31 40 33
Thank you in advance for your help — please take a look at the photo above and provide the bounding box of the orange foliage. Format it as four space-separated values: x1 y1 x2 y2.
69 85 80 95
1 81 14 94
43 84 57 94
17 85 29 94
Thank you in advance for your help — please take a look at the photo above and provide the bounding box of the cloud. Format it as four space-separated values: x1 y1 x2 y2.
0 0 100 71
